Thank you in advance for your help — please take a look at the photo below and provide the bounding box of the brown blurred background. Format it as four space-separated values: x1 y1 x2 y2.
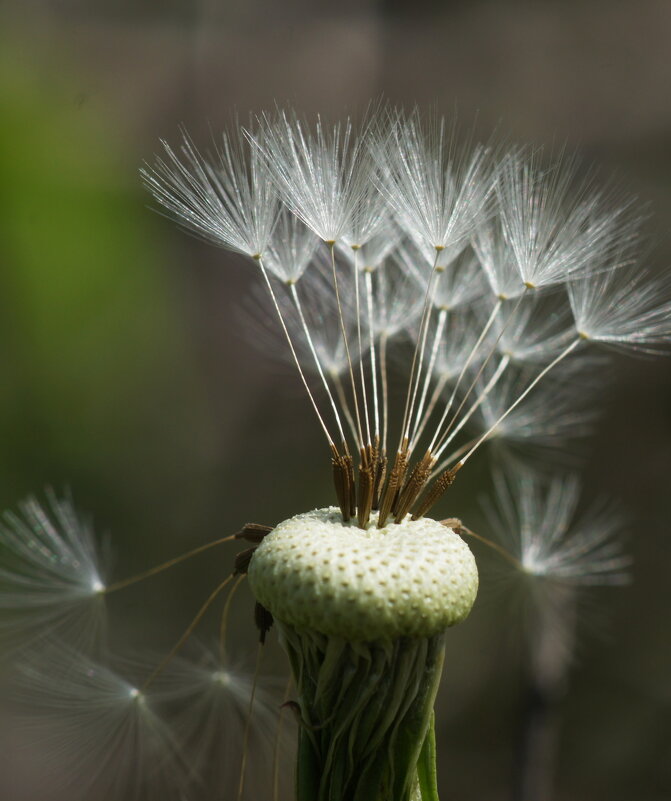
1 1 670 799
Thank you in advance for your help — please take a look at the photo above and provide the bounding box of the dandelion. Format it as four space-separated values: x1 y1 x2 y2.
2 506 279 800
3 105 670 800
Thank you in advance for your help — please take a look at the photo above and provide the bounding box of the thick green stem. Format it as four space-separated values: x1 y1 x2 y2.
416 713 440 801
278 623 445 801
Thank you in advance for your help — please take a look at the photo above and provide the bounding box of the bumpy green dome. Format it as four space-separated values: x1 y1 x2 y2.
247 507 478 641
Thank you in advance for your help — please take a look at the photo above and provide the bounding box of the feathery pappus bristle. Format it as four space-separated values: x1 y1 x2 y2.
251 107 376 244
475 468 631 670
10 644 188 801
143 105 666 526
154 643 290 801
140 124 280 259
569 260 671 352
0 489 107 652
485 469 631 586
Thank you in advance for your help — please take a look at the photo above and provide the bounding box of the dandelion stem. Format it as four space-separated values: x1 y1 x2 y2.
237 642 265 801
410 308 448 451
140 574 234 692
219 574 246 667
432 292 525 455
433 354 510 462
364 269 381 441
330 242 365 449
400 252 442 452
455 338 581 469
416 712 440 801
513 592 577 801
429 436 479 478
103 534 237 594
288 281 348 444
273 675 294 801
412 371 450 447
353 248 373 445
333 371 360 443
258 259 336 447
457 524 522 569
427 298 502 453
380 331 390 454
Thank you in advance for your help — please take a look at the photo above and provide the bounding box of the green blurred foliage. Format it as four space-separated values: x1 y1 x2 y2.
0 47 215 545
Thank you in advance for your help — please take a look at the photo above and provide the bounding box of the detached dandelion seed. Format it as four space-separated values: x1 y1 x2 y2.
0 489 107 651
477 469 631 801
13 645 189 801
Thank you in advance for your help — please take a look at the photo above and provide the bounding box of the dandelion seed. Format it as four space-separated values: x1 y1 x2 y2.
375 109 494 258
155 644 285 801
478 468 631 687
12 645 188 801
485 469 631 586
253 108 375 244
496 150 639 290
141 125 280 260
0 490 107 651
568 260 671 351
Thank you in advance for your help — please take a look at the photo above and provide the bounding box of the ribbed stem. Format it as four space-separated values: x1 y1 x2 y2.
416 713 440 801
278 623 445 801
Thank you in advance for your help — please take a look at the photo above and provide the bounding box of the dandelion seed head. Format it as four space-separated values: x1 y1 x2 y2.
7 101 667 801
248 507 478 640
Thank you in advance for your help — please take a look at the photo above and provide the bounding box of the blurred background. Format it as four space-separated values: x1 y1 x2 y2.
1 0 670 799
